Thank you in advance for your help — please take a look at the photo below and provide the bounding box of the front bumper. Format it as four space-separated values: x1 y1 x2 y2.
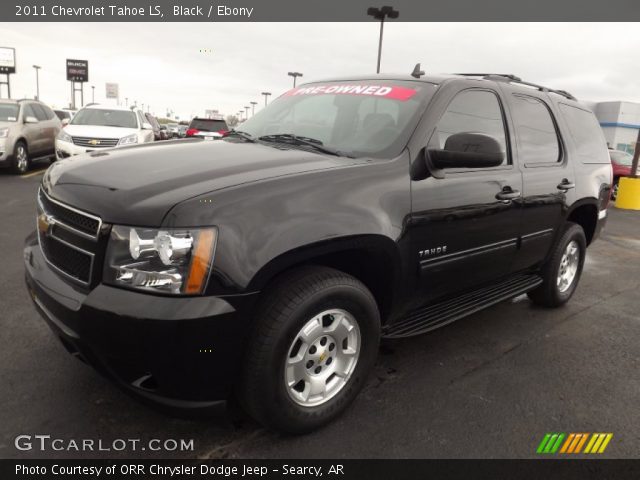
24 230 258 410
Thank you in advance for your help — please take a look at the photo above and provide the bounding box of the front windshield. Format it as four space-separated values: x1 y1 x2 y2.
71 108 137 128
0 103 19 122
610 151 634 166
234 80 436 158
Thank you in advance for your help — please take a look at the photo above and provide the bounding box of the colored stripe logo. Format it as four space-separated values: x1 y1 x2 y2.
537 433 613 454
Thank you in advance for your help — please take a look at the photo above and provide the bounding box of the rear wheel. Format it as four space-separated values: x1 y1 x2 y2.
611 178 619 201
12 141 30 174
239 266 380 433
528 222 586 307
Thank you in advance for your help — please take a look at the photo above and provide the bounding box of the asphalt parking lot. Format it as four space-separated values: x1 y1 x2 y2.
1 167 639 460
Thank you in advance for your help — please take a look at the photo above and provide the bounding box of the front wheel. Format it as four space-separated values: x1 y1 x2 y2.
528 222 586 307
239 266 380 433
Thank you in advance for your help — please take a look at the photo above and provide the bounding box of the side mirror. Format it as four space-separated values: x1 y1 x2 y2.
24 116 38 124
428 133 504 169
142 122 153 130
61 118 70 127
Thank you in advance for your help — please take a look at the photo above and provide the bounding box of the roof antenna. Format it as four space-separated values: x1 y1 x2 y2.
411 63 425 78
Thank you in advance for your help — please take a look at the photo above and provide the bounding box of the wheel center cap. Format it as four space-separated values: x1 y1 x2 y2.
319 352 327 362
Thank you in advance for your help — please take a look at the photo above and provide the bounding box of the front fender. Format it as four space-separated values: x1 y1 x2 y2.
163 153 411 295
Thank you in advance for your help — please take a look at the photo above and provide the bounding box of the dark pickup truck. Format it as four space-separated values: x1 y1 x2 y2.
24 71 612 433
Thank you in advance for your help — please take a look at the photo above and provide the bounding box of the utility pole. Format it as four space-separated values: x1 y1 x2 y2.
250 101 258 116
262 91 271 107
125 97 128 106
367 6 399 74
32 65 41 100
287 72 303 87
91 85 95 103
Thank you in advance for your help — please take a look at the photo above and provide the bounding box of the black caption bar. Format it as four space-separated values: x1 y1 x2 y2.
3 460 640 480
4 0 640 21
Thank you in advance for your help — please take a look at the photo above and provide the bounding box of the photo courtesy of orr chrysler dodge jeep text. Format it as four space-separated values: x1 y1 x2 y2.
24 71 612 433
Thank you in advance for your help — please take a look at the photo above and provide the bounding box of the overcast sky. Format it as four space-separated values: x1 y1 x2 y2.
1 23 639 119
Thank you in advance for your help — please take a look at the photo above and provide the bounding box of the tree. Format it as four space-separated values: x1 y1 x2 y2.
226 115 239 128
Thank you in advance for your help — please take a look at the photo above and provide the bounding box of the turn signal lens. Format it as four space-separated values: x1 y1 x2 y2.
185 229 216 294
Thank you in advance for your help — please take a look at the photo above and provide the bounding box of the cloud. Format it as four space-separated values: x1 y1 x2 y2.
1 22 639 118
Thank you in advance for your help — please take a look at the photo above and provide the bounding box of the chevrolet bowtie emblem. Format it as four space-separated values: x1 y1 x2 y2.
37 213 55 235
88 139 101 145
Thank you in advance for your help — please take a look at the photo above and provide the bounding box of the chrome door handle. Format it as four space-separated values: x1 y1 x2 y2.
495 187 521 201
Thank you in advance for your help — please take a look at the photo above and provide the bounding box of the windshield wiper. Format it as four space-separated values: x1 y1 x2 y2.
226 130 255 142
258 133 353 158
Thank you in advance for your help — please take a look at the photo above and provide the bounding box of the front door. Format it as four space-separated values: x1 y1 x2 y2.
409 88 523 304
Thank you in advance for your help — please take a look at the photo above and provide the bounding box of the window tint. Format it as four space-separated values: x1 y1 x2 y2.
559 104 610 164
22 104 37 121
510 95 560 165
31 104 49 121
41 105 56 120
433 90 508 165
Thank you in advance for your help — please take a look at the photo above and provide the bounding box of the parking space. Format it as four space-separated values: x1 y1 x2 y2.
1 170 639 459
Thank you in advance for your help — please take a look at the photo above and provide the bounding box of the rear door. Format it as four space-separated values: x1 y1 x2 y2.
499 86 575 271
21 103 45 155
410 87 524 303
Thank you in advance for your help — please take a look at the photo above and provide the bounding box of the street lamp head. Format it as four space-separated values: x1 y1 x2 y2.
32 65 41 69
367 6 399 19
250 101 257 105
287 72 303 78
262 92 271 96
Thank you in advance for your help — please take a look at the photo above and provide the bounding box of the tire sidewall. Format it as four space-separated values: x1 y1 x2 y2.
263 284 380 432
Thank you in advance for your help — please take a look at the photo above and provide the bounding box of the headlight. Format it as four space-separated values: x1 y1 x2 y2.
57 130 72 143
104 225 217 295
118 134 138 146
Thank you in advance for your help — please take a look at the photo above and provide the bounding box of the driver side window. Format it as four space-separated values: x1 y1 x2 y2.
432 90 509 166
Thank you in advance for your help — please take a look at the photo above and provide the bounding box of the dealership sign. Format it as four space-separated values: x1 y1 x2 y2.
285 84 418 101
66 59 89 82
105 82 119 99
0 47 16 74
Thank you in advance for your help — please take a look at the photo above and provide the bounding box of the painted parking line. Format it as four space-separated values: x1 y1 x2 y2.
21 168 48 179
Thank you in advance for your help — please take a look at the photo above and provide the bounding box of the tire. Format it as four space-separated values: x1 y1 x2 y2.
12 141 30 174
528 222 586 308
239 266 380 433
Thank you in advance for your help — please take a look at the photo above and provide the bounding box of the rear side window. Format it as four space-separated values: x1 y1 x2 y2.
433 90 508 165
32 104 49 121
558 104 610 164
41 105 56 120
510 95 560 165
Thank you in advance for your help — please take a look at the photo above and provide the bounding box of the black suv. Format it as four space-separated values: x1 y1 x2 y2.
24 72 612 433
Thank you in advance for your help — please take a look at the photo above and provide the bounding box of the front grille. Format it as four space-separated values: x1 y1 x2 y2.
71 136 119 148
37 188 103 286
38 189 100 238
38 231 92 283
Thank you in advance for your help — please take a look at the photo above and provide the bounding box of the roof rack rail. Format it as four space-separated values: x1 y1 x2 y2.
453 73 577 101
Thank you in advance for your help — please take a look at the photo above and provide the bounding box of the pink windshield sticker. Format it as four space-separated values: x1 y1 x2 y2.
284 84 417 101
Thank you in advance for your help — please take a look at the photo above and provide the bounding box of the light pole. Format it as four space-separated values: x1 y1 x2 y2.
261 91 271 107
91 85 95 103
125 97 128 106
367 6 399 74
250 101 258 116
244 106 250 119
287 72 303 87
32 65 41 100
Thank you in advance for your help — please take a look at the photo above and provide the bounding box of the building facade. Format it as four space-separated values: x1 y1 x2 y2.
590 101 640 154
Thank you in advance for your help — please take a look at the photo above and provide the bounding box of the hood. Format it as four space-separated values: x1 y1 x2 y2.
62 124 139 139
44 139 359 226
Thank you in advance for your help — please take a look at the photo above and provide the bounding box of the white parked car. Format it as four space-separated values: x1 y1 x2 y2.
55 104 154 159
